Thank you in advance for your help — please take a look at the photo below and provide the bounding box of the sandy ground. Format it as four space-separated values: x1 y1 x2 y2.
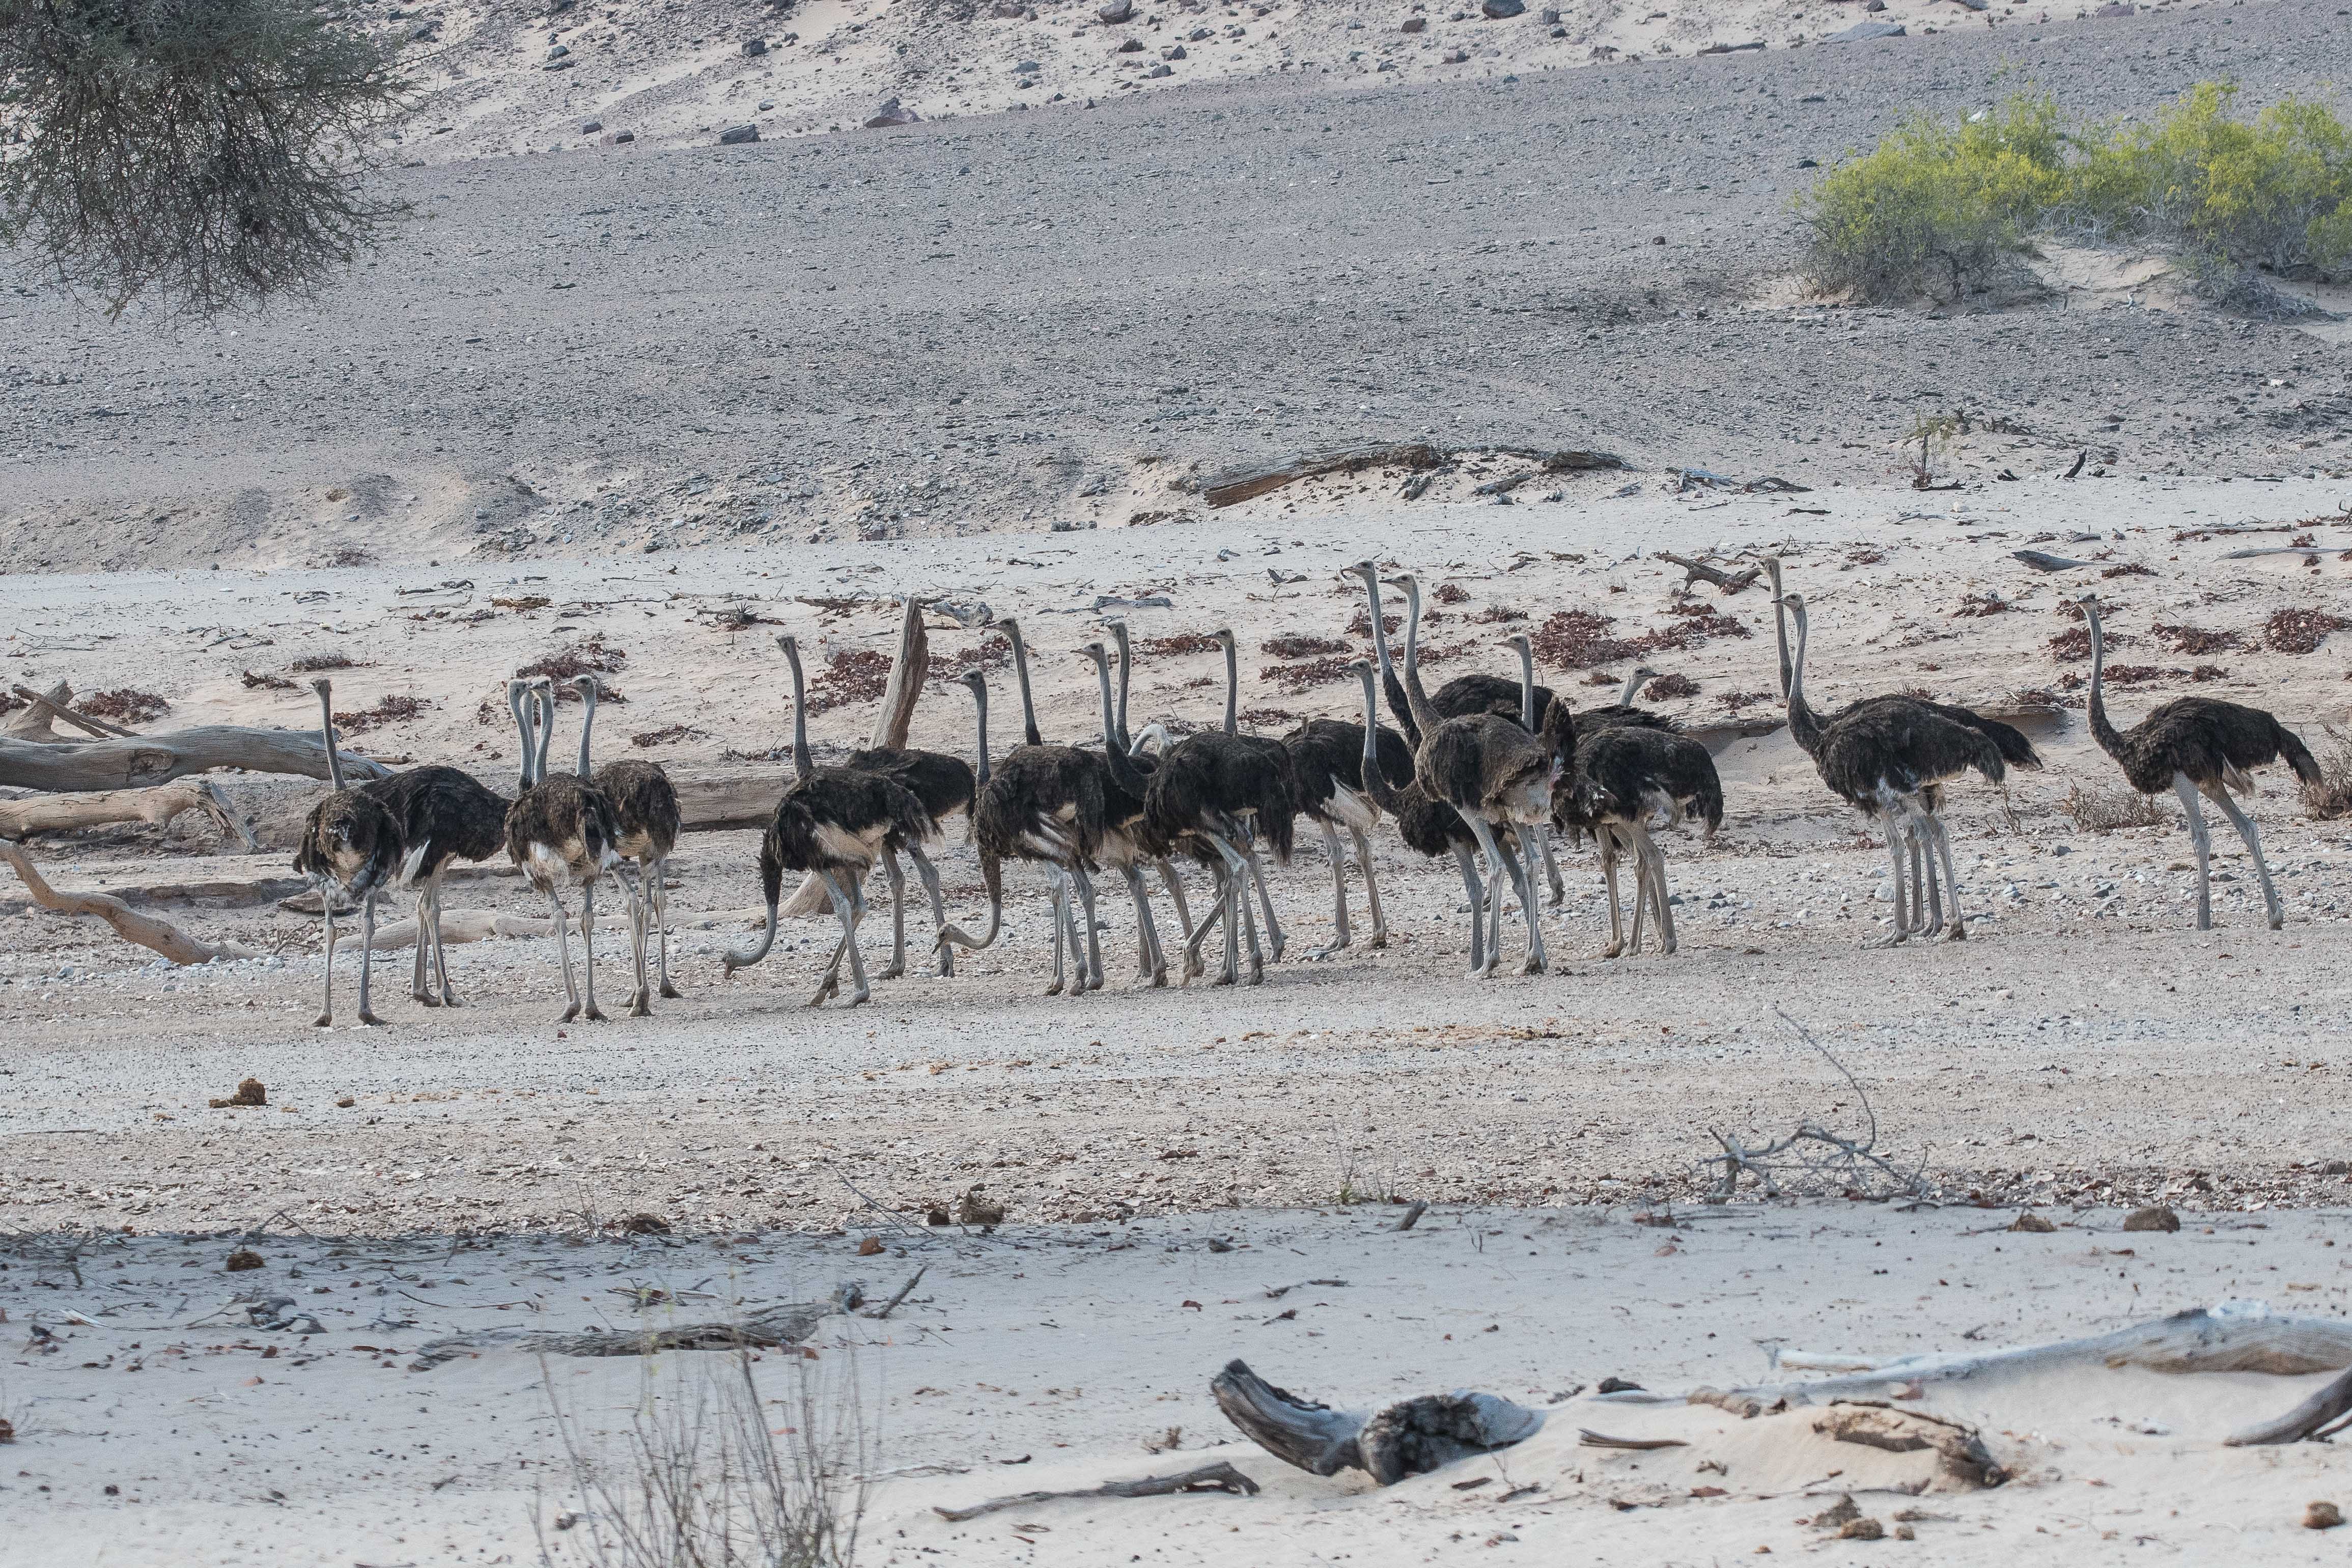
6 1 2350 571
8 1205 2352 1566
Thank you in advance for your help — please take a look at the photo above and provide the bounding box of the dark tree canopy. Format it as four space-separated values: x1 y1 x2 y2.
1 0 402 318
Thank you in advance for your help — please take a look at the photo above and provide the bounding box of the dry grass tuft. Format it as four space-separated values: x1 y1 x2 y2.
289 652 358 673
2302 726 2352 821
2062 781 2169 832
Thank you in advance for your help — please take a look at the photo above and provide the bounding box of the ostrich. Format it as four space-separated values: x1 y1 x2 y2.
574 675 683 1016
292 678 410 1027
932 657 1110 996
1151 627 1301 986
1278 673 1413 957
842 707 972 983
2082 594 2317 931
724 636 935 1006
1367 580 1556 744
1764 556 2043 932
353 679 518 1009
1105 619 1202 971
1781 592 2005 943
1535 644 1724 959
1078 640 1208 986
1395 581 1559 976
503 674 624 1021
1346 659 1506 974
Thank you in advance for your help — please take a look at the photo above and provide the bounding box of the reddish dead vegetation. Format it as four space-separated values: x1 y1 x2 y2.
1845 549 1885 568
1719 689 1774 710
2150 623 2244 656
241 670 295 691
2101 562 2155 579
1241 707 1297 729
1474 605 1528 624
1344 610 1403 638
926 634 1013 688
1261 633 1350 658
334 695 428 734
631 724 699 748
79 688 170 724
288 652 358 673
492 594 553 612
2049 625 2138 662
1434 583 1471 605
1140 632 1222 657
1530 605 1748 670
1581 669 1619 688
1262 656 1356 694
519 639 628 682
1954 594 2009 618
2267 608 2352 656
2102 665 2228 686
1643 673 1699 701
806 648 891 714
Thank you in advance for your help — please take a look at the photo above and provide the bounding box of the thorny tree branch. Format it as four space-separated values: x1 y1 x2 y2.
1698 1010 1926 1203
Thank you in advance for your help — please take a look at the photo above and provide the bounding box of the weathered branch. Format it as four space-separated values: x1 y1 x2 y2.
2225 1365 2352 1447
1211 1359 1543 1484
932 1462 1259 1523
0 841 256 964
410 1286 862 1371
6 682 138 740
1656 552 1762 595
0 779 257 848
1202 443 1445 508
0 728 389 791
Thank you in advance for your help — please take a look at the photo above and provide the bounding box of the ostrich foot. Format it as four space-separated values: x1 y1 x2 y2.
1600 941 1626 960
807 973 840 1007
878 960 906 981
440 990 464 1008
1521 952 1546 976
1045 978 1065 996
627 991 652 1018
313 1013 333 1029
659 982 683 1000
845 984 872 1007
584 1004 609 1022
414 989 442 1007
1308 937 1349 961
1864 929 1910 950
359 1009 385 1027
560 1002 582 1023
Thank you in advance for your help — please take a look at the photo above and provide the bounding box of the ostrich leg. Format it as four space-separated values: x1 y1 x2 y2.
1121 864 1168 986
1910 812 1945 937
1867 810 1913 948
1312 820 1353 958
1600 827 1629 959
2208 784 2286 930
1238 857 1267 986
816 871 873 1006
1516 826 1552 974
1353 828 1387 948
653 859 681 999
1156 860 1204 979
620 863 653 1016
580 880 608 1021
1923 811 1969 941
1625 827 1652 956
427 881 462 1006
1457 816 1520 979
1243 843 1286 961
901 846 952 977
1044 870 1071 996
1449 845 1488 975
354 890 385 1026
315 892 339 1027
2173 774 2214 930
1540 831 1567 908
411 889 439 1004
1072 864 1106 993
549 891 582 1022
1639 827 1678 955
877 849 909 982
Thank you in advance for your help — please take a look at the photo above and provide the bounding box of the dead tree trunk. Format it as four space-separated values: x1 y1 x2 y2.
0 779 257 848
0 727 388 791
0 842 255 964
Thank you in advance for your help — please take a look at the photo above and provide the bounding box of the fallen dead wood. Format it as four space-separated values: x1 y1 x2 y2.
1578 1430 1687 1451
1 840 256 964
1702 1013 1921 1202
0 727 389 791
1656 552 1762 595
410 1285 861 1370
0 779 257 849
6 682 138 740
1211 1359 1542 1483
2226 1364 2352 1447
1201 442 1444 508
932 1461 1259 1523
2012 549 2094 573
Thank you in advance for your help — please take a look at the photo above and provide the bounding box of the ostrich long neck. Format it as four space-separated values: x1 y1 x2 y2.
314 683 346 793
1784 608 1824 757
533 686 557 783
507 683 534 789
1514 640 1536 731
2084 603 2126 761
1353 665 1406 814
785 643 814 780
967 679 991 786
1617 667 1643 708
1004 621 1043 747
1765 558 1792 699
1397 578 1439 738
1358 568 1418 744
1110 622 1134 749
576 683 598 779
1221 635 1238 736
1091 651 1151 797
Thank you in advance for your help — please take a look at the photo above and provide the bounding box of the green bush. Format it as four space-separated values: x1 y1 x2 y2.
1798 81 2352 303
1796 93 2070 302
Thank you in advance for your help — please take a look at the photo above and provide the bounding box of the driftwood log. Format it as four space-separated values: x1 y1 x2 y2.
0 728 388 791
2226 1365 2352 1447
1 841 256 964
1202 442 1445 508
932 1462 1260 1523
1211 1360 1543 1484
410 1284 862 1371
0 778 258 847
1656 552 1762 595
6 682 138 740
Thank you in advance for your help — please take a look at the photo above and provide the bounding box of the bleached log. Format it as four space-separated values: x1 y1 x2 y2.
410 1284 861 1370
0 727 389 791
5 681 136 741
2227 1365 2352 1447
1211 1359 1543 1484
932 1462 1260 1523
0 779 257 849
0 841 255 964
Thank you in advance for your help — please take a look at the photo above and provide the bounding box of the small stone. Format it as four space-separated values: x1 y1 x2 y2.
1187 25 1211 37
580 119 602 133
1145 61 1171 75
1401 14 1426 30
993 1 1025 13
2093 1 2134 13
1441 46 1468 60
1812 1495 1861 1530
927 1207 953 1226
1116 36 1143 50
225 1249 265 1272
743 36 767 55
2122 1204 2180 1233
1596 1376 1643 1394
2322 1159 2351 1175
1481 0 1524 16
1162 43 1185 57
2010 1211 2057 1233
546 42 569 57
615 1213 670 1234
1894 1524 1916 1541
1098 0 1134 19
857 1236 885 1256
610 130 635 144
1838 1519 1885 1542
2306 1501 2343 1530
718 123 759 144
865 98 920 127
335 1095 355 1108
208 1077 267 1109
1539 4 1559 16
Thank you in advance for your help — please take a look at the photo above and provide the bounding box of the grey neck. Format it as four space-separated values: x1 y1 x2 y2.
314 683 346 793
1221 634 1238 736
1513 641 1536 731
1109 621 1134 749
1765 557 1792 699
576 681 598 779
783 641 814 780
1004 621 1042 748
507 682 533 789
968 678 991 787
534 686 556 784
1617 667 1643 708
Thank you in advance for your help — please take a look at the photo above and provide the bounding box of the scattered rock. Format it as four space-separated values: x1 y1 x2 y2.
1951 0 1989 9
335 1096 355 1108
0 1417 13 1444
2322 1159 2351 1175
1116 37 1143 50
2122 1205 2180 1233
1539 5 1559 17
927 1206 953 1226
2093 1 2134 13
994 1 1026 13
1402 15 1426 30
1812 1495 1861 1530
2009 1211 2056 1233
959 1187 1009 1226
857 1236 886 1256
615 1212 671 1235
1480 0 1524 16
1098 0 1134 19
718 123 760 145
1698 39 1765 52
2307 1501 2343 1531
1441 47 1469 61
545 43 569 58
1162 44 1186 58
225 1248 265 1272
1838 1519 1885 1542
580 119 602 133
608 130 635 145
208 1077 266 1109
1596 1376 1643 1394
1894 1525 1916 1541
1146 62 1171 75
1826 19 1905 40
866 98 921 128
743 36 768 55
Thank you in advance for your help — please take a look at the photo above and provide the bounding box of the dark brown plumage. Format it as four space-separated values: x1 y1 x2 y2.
292 676 408 1027
506 678 625 1022
576 674 684 1015
2084 594 2316 931
1281 712 1414 954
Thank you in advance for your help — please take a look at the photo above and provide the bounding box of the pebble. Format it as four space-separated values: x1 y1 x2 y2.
1098 0 1134 20
1163 44 1186 59
1146 62 1171 76
1481 0 1525 16
744 36 768 55
719 124 760 145
1401 15 1426 31
2307 1502 2343 1531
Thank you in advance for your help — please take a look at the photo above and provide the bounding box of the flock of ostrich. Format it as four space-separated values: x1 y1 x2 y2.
293 558 2325 1022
